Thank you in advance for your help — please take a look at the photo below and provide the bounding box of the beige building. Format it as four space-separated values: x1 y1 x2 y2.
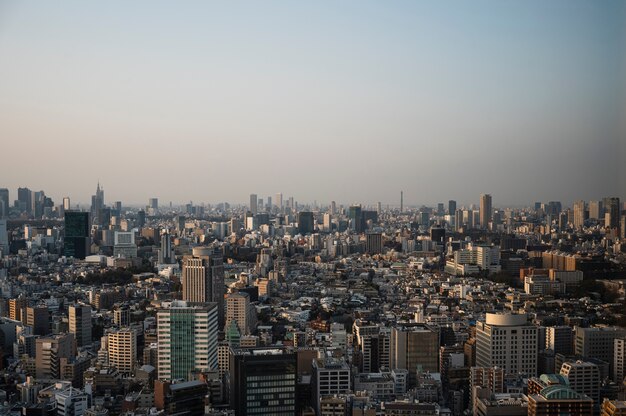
107 329 137 375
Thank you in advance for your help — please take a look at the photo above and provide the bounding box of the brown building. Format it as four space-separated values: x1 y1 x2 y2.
154 380 208 416
601 399 626 416
528 385 593 416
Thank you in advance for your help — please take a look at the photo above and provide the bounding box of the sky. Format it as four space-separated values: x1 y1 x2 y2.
1 1 625 208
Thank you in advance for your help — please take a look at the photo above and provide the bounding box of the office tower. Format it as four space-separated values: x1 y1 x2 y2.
26 306 50 336
113 231 137 258
229 347 297 416
9 297 28 322
149 198 159 211
437 203 444 216
181 247 225 327
266 196 272 211
249 194 258 215
298 211 314 234
137 209 146 228
348 205 363 233
114 200 122 215
17 187 32 214
312 356 351 414
603 197 621 229
64 211 90 259
0 188 8 218
575 327 626 366
613 338 626 384
546 326 574 356
113 305 130 327
479 194 492 228
225 292 256 336
288 196 294 211
560 360 600 405
476 313 538 376
573 200 586 229
157 301 218 380
400 191 403 213
91 182 105 225
366 232 383 254
527 385 593 416
62 197 71 211
454 209 463 231
448 200 456 215
330 200 336 215
257 198 263 211
69 304 92 347
322 213 332 232
377 201 382 214
275 193 283 211
158 232 174 264
353 320 390 373
107 329 137 375
430 227 445 244
390 324 439 387
35 333 76 379
0 219 8 252
155 379 208 416
589 200 603 220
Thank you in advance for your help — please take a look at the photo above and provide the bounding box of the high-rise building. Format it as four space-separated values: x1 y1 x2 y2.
390 324 439 387
613 338 626 384
17 187 32 214
479 194 492 228
546 326 573 356
348 205 363 233
476 313 538 376
448 200 456 215
26 306 50 336
107 328 137 375
35 333 75 379
62 197 71 211
601 399 626 416
0 188 8 218
0 219 8 252
297 211 314 235
181 247 225 327
575 327 626 367
9 297 28 322
312 356 351 414
158 232 174 264
249 194 258 215
64 211 90 259
69 304 92 348
603 197 621 229
573 200 586 229
157 301 218 380
225 292 256 336
366 232 383 254
560 360 600 405
154 379 208 416
113 231 137 258
229 347 297 416
149 198 159 212
588 200 603 220
275 193 283 211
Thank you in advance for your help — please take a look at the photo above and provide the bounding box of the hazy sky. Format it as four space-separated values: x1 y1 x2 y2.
1 1 624 207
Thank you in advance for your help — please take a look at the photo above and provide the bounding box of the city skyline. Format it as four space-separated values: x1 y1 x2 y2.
1 1 625 205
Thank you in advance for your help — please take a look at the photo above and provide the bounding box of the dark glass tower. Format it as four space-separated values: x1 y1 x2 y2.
64 211 90 259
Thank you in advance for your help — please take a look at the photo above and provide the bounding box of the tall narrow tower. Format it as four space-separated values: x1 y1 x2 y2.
400 191 403 213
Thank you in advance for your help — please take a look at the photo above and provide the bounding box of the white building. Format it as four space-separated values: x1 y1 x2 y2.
476 313 537 376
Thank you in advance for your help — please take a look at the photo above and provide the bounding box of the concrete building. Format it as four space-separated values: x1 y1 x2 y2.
560 360 600 406
181 247 225 327
476 313 538 376
107 329 137 376
225 292 256 336
389 324 439 387
69 304 92 348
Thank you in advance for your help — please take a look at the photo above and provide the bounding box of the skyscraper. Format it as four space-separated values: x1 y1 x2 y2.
64 211 90 259
275 193 283 212
348 205 363 233
225 292 256 336
107 329 137 376
181 247 225 327
603 197 621 229
0 219 8 252
573 200 586 229
17 187 32 214
297 211 314 235
0 188 9 218
366 232 383 254
479 194 492 228
91 182 105 226
229 347 297 416
249 194 258 215
69 304 92 348
62 197 71 211
157 301 218 380
390 324 439 387
448 200 457 215
476 313 537 376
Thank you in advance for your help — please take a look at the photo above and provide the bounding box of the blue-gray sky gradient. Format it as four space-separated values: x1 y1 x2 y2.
1 1 624 207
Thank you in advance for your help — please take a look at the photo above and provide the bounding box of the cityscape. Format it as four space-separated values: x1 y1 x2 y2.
1 1 626 416
0 186 624 415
